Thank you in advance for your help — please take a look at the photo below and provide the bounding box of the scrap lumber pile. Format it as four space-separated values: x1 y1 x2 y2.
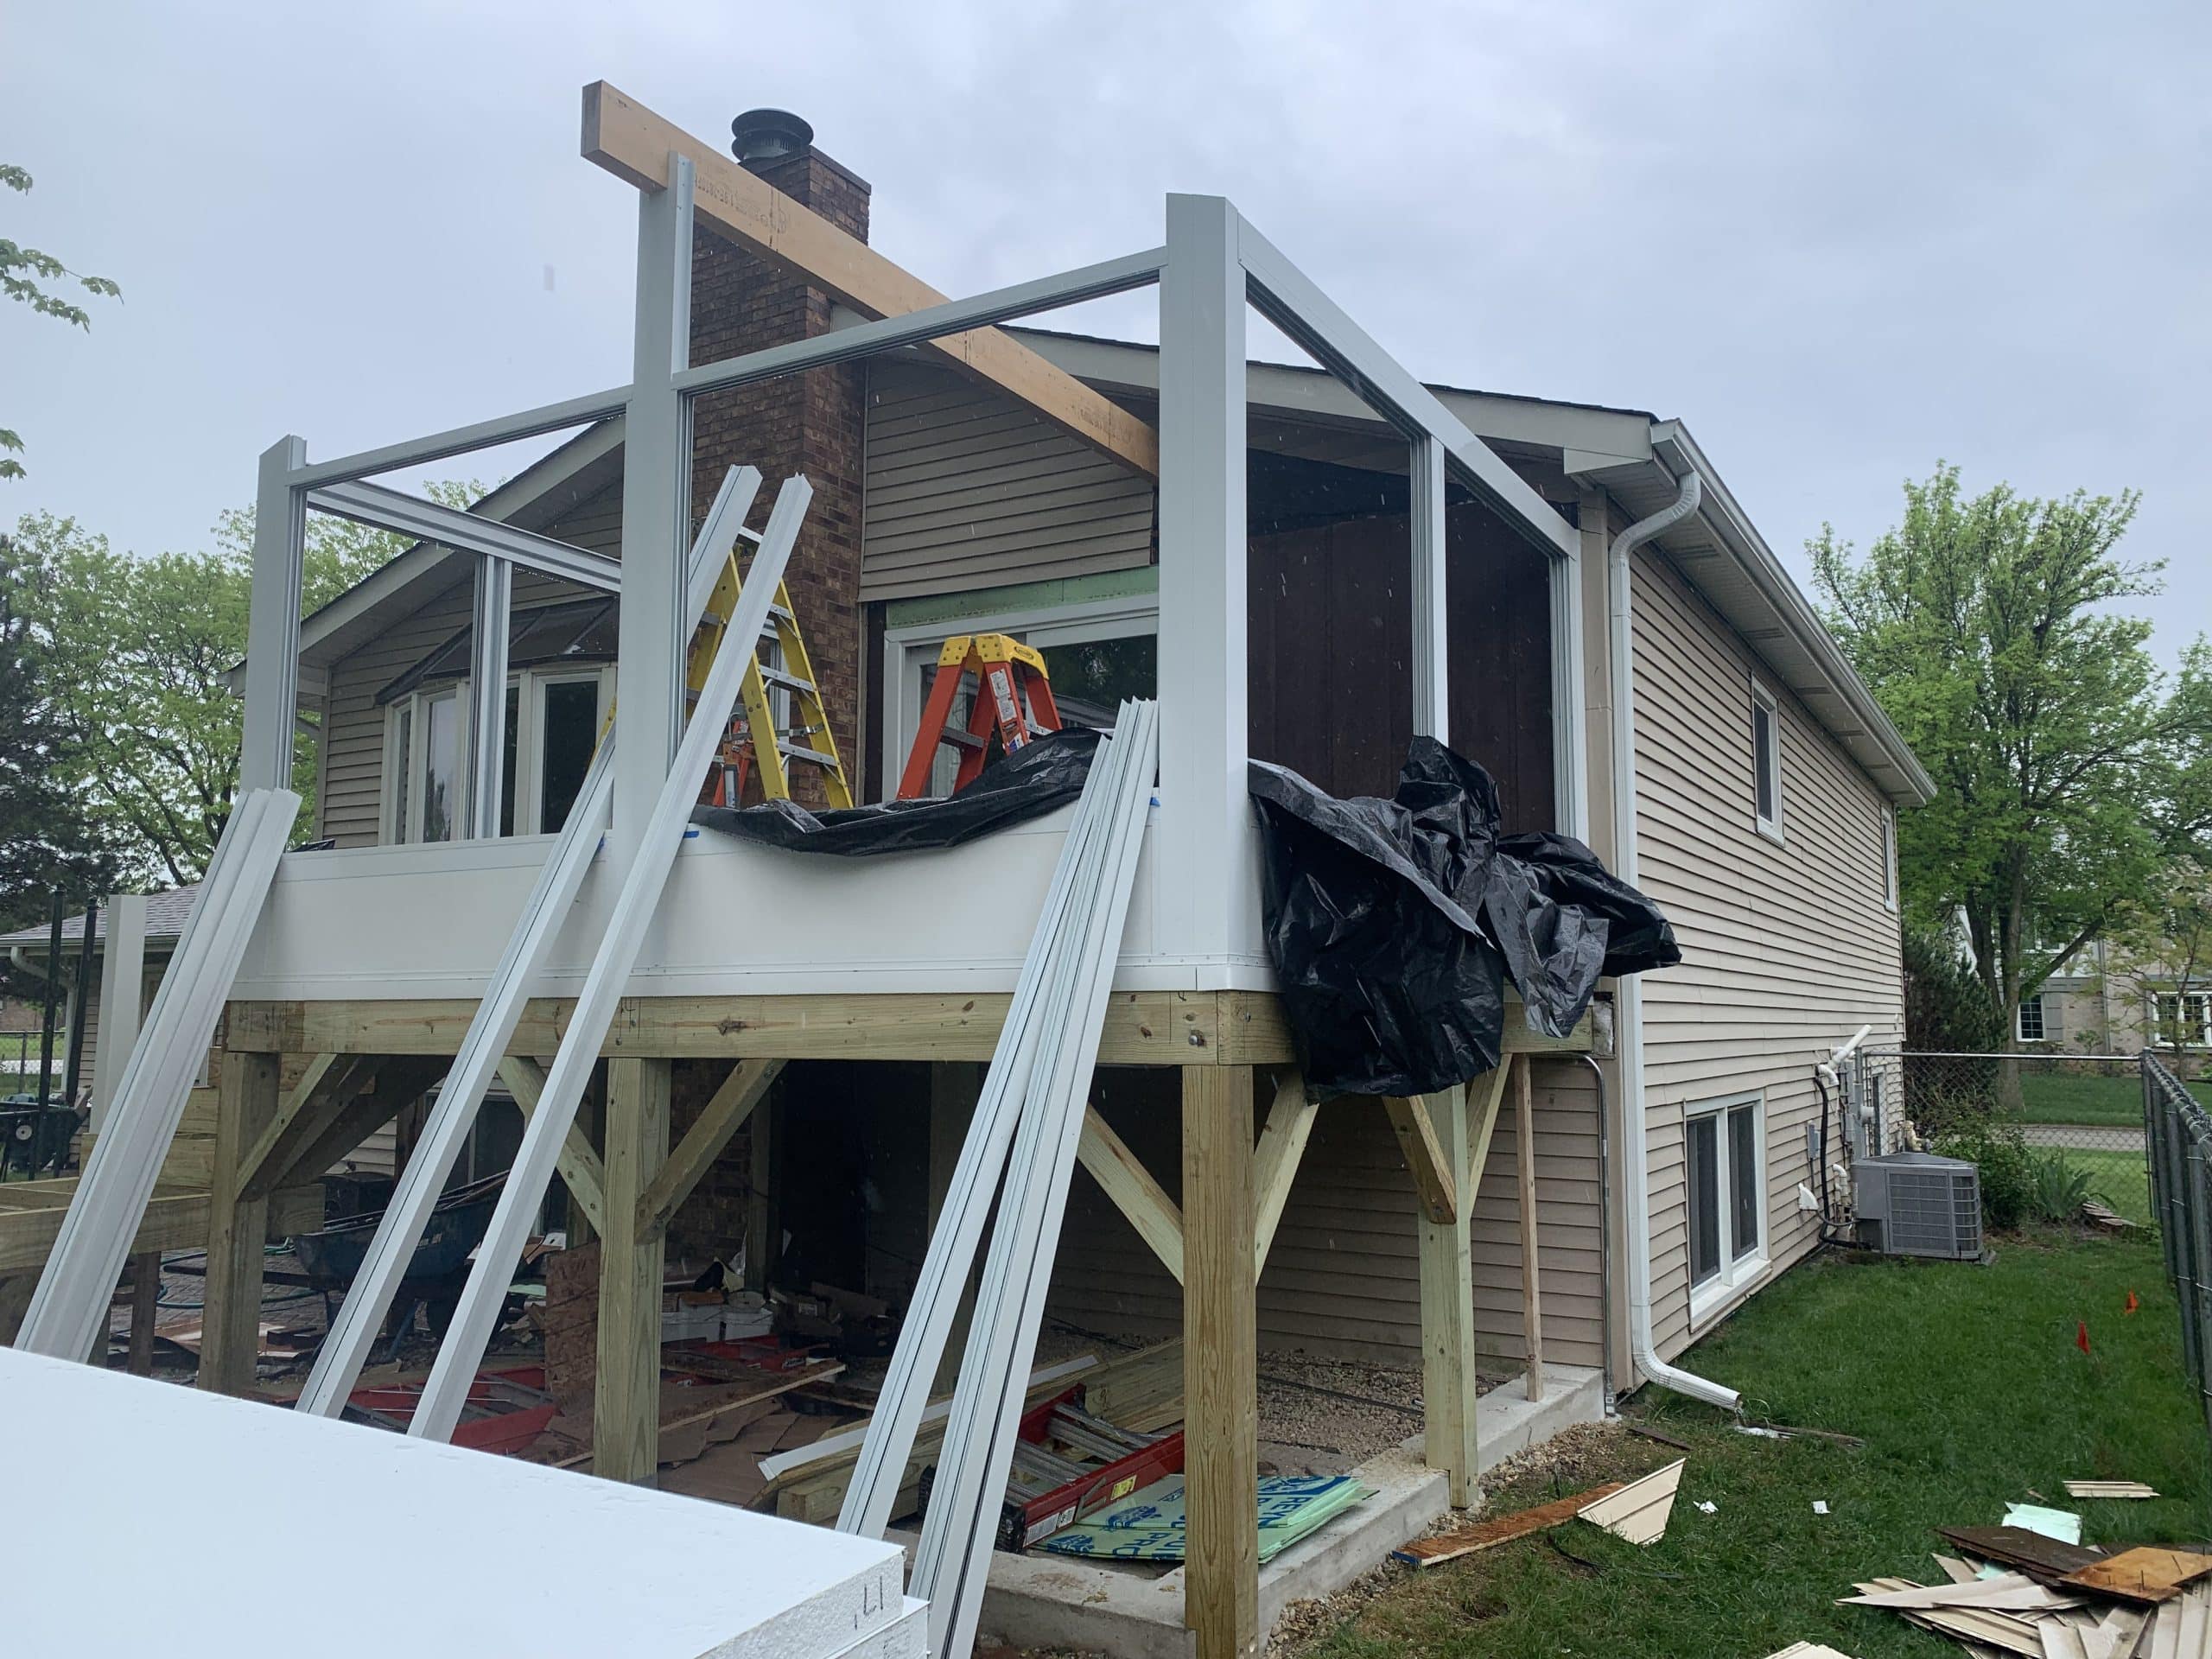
1840 1524 2212 1657
1391 1459 1685 1567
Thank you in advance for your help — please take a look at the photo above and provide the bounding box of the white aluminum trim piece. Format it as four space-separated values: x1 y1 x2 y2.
238 437 308 792
910 702 1159 1659
467 555 512 840
408 474 809 1441
15 788 300 1361
309 479 623 594
295 467 760 1420
837 708 1137 1536
1579 1456 1683 1545
89 892 148 1131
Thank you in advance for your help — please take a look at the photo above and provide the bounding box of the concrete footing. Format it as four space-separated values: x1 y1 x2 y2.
966 1363 1605 1659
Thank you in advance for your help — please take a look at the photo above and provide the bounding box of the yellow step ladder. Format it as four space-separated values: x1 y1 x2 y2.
686 556 853 809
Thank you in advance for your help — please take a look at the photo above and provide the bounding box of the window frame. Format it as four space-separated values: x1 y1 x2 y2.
383 664 612 844
2016 994 2047 1044
880 594 1160 798
2154 989 2211 1048
1686 1090 1768 1325
1749 677 1784 844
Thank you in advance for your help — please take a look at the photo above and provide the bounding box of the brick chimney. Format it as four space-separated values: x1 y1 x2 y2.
688 111 871 805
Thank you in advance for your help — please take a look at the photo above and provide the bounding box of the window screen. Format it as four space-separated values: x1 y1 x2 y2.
1688 1113 1721 1287
1729 1103 1760 1262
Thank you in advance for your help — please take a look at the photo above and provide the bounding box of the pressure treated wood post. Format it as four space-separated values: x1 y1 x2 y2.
1414 1084 1479 1506
1515 1056 1545 1402
594 1056 671 1484
200 1048 279 1395
1183 1064 1258 1659
127 1249 159 1375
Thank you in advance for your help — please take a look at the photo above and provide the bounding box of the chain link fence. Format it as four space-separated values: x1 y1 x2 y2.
1847 1048 2159 1228
2145 1053 2212 1456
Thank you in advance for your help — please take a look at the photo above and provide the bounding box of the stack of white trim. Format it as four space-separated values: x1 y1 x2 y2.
293 465 766 1423
836 700 1160 1659
16 785 301 1363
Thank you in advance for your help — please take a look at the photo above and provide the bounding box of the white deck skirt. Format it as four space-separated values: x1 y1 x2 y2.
0 1344 912 1659
230 802 1278 1001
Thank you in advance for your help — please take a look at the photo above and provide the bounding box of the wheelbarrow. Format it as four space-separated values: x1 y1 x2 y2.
290 1171 516 1360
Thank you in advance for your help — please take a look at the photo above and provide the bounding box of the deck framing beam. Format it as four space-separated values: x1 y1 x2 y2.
1251 1070 1319 1281
639 1058 784 1243
1076 1107 1183 1284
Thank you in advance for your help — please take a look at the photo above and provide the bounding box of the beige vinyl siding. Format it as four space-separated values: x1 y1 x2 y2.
1046 1065 1606 1370
1629 546 1904 1359
862 360 1153 602
314 482 624 847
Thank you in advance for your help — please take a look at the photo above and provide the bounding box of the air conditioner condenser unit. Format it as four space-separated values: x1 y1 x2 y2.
1853 1151 1982 1261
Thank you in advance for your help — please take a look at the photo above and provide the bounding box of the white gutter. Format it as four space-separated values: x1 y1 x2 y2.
1608 468 1743 1413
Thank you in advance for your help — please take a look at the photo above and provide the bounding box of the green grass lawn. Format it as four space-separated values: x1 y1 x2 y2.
1292 1229 2207 1659
2015 1066 2212 1126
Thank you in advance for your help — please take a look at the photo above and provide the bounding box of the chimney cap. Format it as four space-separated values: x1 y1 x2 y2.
731 109 815 167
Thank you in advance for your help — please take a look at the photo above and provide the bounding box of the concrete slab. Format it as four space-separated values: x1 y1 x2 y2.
969 1363 1605 1658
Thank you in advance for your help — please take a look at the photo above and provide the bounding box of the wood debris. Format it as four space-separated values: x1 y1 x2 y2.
2063 1481 2159 1501
1936 1525 2107 1581
1764 1645 1859 1658
1391 1480 1627 1568
2059 1548 2212 1606
1576 1457 1683 1545
1843 1544 2212 1658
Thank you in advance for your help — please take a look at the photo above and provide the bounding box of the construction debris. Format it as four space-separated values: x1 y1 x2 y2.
2081 1198 2139 1232
1936 1524 2107 1580
1390 1480 1628 1568
1765 1645 1859 1659
1036 1472 1373 1564
2004 1501 2085 1544
2064 1480 2160 1501
1577 1457 1684 1545
2059 1548 2212 1606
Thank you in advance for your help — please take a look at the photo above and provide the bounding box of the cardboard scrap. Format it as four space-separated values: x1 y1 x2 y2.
1391 1481 1626 1568
2056 1547 2212 1606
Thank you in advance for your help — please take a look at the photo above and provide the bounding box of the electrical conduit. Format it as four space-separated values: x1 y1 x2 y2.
1608 470 1742 1413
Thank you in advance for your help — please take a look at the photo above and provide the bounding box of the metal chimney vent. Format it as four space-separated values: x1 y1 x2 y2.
731 109 814 166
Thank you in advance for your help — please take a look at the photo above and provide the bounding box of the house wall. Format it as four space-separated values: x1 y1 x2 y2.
861 359 1154 603
313 487 623 847
1041 1059 1605 1370
1628 543 1904 1360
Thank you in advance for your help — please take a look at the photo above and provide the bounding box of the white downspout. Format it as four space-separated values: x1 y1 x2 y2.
1609 469 1742 1412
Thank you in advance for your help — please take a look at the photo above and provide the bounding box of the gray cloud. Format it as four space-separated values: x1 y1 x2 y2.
8 0 2206 662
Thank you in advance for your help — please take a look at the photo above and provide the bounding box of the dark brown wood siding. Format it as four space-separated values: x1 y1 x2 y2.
1246 500 1555 829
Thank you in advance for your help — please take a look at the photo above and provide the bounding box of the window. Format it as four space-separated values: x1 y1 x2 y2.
2155 991 2211 1047
384 666 610 843
1687 1093 1765 1319
882 596 1158 798
2016 994 2046 1043
1881 809 1898 911
1750 680 1783 842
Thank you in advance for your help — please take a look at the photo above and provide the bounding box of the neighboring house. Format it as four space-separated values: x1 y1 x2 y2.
2018 938 2211 1063
213 122 1929 1392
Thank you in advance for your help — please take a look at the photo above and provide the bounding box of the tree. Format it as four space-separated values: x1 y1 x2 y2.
11 483 478 886
0 534 117 944
3 165 121 480
2103 860 2212 1075
1812 465 2212 1080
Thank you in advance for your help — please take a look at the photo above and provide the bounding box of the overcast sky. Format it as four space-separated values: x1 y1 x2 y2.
7 2 2207 664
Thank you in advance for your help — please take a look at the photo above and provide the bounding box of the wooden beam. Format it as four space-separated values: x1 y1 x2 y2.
0 1183 320 1276
500 1056 610 1237
200 1050 280 1395
1384 1092 1459 1224
594 1056 671 1484
1182 1065 1258 1659
126 1249 158 1376
225 990 1301 1067
1414 1084 1478 1506
746 1088 779 1295
638 1058 783 1243
273 1057 448 1198
1515 1055 1544 1402
232 1052 370 1200
580 82 1159 480
1077 1106 1184 1284
1251 1070 1320 1281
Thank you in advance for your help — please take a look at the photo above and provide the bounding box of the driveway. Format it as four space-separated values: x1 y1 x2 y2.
2021 1122 2145 1153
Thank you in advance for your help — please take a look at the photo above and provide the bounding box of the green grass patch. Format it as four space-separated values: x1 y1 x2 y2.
1292 1230 2207 1659
2017 1068 2147 1126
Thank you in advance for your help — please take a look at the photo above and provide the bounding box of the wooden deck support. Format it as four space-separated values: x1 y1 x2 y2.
594 1056 670 1484
1412 1084 1477 1507
200 1050 280 1394
1183 1064 1258 1659
1515 1055 1544 1401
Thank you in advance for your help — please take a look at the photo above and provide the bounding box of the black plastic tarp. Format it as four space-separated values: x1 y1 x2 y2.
690 727 1101 855
1249 738 1679 1097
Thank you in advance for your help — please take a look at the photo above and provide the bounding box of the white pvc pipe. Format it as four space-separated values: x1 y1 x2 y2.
1607 469 1741 1413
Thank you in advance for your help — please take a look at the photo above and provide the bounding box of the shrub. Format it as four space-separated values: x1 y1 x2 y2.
1932 1120 2036 1232
2024 1151 2095 1224
1904 927 2003 1054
